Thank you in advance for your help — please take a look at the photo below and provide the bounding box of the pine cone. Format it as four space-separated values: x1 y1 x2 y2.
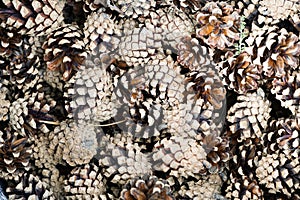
256 118 300 197
271 70 300 117
176 36 212 71
258 0 300 23
120 175 174 200
195 1 240 50
245 26 300 78
43 24 87 81
112 0 156 18
151 136 210 177
64 163 107 199
0 0 65 36
0 127 32 180
0 86 10 122
0 27 22 58
5 172 54 199
51 120 98 166
83 8 121 59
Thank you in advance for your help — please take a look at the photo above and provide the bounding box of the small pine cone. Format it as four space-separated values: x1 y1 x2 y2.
178 174 223 199
43 24 87 81
256 152 299 197
201 133 230 173
12 82 63 135
112 0 156 18
186 66 226 110
0 0 65 36
120 175 174 200
151 136 210 178
6 36 40 93
52 120 98 166
5 172 55 199
0 87 10 122
258 0 300 23
64 163 107 199
83 8 121 58
271 71 300 116
176 36 212 71
225 174 263 200
227 88 271 137
195 1 240 50
0 128 32 180
219 51 262 94
64 65 118 123
0 27 22 58
245 26 300 78
98 132 152 185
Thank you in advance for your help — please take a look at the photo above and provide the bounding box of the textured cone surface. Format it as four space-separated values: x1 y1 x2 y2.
64 163 107 199
219 51 262 94
112 0 156 18
195 1 240 50
43 24 87 81
0 87 10 122
0 0 65 36
120 175 175 200
5 172 54 199
0 128 32 180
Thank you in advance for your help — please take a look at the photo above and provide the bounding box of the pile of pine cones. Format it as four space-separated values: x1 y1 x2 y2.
0 0 299 199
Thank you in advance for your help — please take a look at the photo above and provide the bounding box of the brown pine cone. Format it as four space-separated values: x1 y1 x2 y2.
120 175 175 200
271 70 300 117
195 1 240 50
64 163 107 199
177 36 212 72
0 0 65 36
43 24 87 81
245 26 300 78
5 172 55 199
0 127 32 180
219 51 263 94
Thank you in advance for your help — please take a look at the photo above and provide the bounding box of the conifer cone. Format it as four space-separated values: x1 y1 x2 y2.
0 0 65 36
256 118 300 198
50 120 98 167
257 0 300 24
83 8 121 61
120 175 175 200
224 88 271 199
0 27 22 58
195 1 240 50
97 132 152 186
112 0 156 18
271 70 300 117
0 127 32 181
176 36 212 72
64 163 107 199
43 24 87 81
245 26 300 78
5 172 55 199
0 86 10 122
219 51 263 94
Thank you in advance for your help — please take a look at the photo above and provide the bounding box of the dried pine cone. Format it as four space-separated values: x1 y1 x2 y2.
0 127 32 180
0 0 65 35
43 24 87 81
195 1 240 50
176 36 212 71
258 0 300 23
0 86 10 122
219 51 262 94
120 175 174 200
271 70 300 117
112 0 156 18
245 26 300 78
256 118 300 197
5 172 55 199
0 27 22 58
83 8 121 59
51 120 98 166
64 163 107 199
